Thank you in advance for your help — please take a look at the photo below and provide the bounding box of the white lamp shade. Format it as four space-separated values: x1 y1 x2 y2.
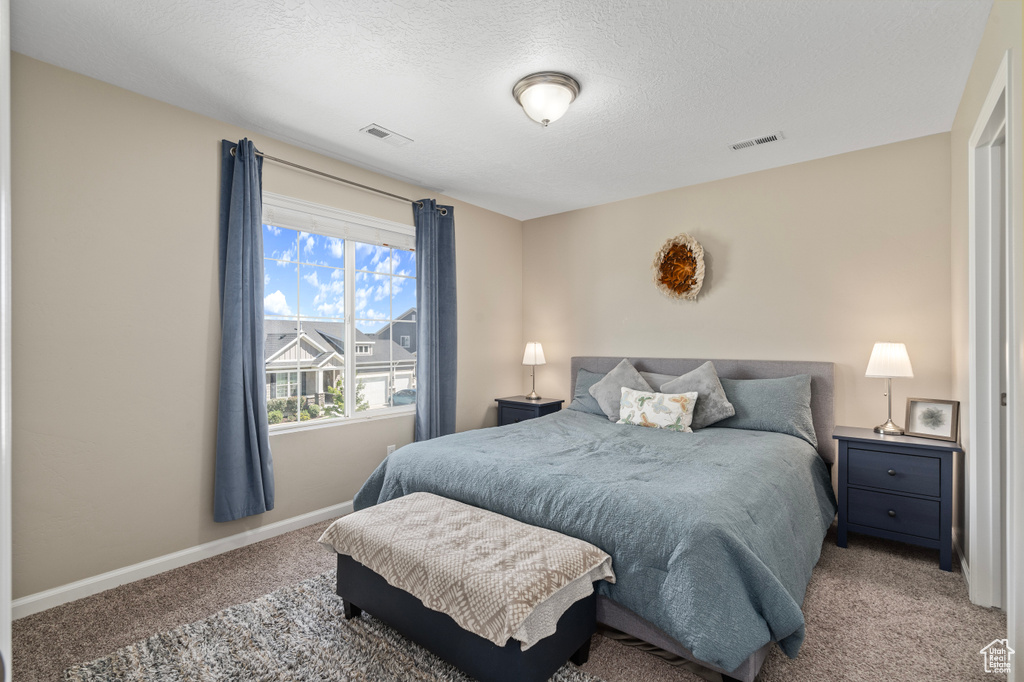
865 342 914 378
519 83 574 125
522 342 546 366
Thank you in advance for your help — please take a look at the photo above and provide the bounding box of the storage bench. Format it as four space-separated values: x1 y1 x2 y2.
319 493 615 682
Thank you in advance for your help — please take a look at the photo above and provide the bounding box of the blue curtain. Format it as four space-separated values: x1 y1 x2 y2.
214 139 274 522
413 199 457 441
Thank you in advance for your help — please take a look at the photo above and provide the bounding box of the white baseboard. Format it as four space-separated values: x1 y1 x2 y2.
954 528 971 589
12 500 354 620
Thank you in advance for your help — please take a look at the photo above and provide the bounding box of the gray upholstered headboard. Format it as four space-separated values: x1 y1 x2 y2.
570 357 836 464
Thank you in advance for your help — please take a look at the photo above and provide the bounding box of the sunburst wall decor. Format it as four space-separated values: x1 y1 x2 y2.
652 233 705 301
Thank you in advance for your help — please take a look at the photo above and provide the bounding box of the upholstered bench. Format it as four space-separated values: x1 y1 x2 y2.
319 492 615 682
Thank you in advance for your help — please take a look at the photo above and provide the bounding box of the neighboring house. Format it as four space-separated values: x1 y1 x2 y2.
264 319 416 411
374 308 417 355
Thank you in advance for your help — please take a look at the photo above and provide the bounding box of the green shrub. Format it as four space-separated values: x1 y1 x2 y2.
305 403 321 419
266 398 297 417
267 410 283 425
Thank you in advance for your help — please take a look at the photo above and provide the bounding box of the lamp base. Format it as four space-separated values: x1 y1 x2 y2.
874 418 904 436
525 390 542 400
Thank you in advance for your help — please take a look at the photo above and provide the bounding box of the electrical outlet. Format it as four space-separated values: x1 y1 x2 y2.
386 444 396 455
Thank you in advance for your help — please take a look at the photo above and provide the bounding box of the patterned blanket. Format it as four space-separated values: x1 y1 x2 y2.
319 492 615 648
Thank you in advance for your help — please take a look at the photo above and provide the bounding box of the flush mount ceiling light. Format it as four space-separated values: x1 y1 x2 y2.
512 72 581 127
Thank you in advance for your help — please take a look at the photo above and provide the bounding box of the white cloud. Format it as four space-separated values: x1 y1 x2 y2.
372 255 393 275
264 290 292 316
329 238 343 259
272 245 296 264
317 296 344 316
356 285 370 312
303 270 320 287
312 277 345 317
264 273 270 286
303 234 315 255
361 308 388 320
265 225 281 236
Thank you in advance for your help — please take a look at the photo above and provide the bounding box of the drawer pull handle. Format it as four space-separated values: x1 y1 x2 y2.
887 469 896 476
888 510 896 517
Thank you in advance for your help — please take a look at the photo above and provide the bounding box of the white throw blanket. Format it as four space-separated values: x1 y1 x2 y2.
319 492 615 649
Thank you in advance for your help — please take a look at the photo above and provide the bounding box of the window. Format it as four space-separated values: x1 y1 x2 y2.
270 371 299 399
262 193 416 428
400 335 410 348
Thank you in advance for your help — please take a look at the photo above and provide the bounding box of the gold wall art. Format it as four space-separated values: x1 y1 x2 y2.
653 233 705 301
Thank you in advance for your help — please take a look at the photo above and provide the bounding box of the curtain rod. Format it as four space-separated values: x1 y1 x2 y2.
230 145 447 215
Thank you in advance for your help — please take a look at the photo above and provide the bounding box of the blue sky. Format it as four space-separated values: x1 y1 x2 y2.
263 224 415 333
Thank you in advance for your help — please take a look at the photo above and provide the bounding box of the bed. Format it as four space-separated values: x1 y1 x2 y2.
353 357 838 681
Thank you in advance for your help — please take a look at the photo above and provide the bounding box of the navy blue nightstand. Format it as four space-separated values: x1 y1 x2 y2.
495 396 563 426
834 426 963 571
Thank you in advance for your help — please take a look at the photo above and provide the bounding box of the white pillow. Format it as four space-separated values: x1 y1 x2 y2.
616 387 699 433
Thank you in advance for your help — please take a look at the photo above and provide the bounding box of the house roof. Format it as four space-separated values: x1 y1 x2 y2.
375 309 416 336
264 318 414 365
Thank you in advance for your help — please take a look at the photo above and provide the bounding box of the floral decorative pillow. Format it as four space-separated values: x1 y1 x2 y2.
617 387 699 433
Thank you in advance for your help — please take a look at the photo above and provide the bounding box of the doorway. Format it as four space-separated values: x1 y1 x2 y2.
969 82 1008 609
967 53 1023 670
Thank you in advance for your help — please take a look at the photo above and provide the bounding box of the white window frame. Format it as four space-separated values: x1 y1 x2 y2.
262 192 416 433
400 335 410 348
270 371 299 399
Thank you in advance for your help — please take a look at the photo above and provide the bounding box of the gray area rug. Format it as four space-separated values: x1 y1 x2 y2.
63 572 602 682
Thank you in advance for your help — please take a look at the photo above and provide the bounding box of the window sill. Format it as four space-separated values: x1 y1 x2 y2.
268 405 415 436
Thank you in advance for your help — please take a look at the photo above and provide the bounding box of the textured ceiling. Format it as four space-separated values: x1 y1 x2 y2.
12 0 992 220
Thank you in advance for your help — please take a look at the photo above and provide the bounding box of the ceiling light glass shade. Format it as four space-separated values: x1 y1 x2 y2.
522 342 546 366
865 342 914 378
513 72 580 127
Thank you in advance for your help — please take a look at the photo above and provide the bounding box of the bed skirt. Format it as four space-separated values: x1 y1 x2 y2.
596 596 772 682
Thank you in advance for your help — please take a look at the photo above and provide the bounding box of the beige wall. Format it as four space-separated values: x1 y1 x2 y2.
948 0 1023 567
523 134 953 480
11 54 523 598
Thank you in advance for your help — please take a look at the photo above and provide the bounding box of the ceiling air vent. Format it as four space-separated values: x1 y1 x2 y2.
729 131 785 151
360 123 413 147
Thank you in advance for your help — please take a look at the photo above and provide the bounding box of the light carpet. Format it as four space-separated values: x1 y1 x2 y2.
63 572 601 682
16 520 1007 682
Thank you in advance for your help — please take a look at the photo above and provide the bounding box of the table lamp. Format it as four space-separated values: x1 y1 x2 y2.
865 342 914 435
523 342 546 400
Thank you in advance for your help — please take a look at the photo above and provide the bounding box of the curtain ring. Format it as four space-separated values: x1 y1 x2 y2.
416 200 447 216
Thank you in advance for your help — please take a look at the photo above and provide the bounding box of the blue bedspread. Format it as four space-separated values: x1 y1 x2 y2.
354 409 837 671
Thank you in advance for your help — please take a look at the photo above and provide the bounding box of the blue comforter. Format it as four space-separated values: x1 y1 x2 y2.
354 409 837 671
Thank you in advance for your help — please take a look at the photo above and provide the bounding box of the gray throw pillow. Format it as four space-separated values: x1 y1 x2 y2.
589 359 653 421
659 361 736 429
639 372 678 391
712 375 817 448
567 369 608 416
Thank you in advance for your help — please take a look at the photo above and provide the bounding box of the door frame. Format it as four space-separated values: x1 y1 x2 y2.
967 48 1023 669
968 50 1010 610
0 0 12 676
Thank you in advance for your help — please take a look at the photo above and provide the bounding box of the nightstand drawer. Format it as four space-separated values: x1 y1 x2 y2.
500 406 535 425
847 489 940 539
495 397 564 427
848 448 940 496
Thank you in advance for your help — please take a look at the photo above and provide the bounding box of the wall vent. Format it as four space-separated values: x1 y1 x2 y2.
360 123 413 147
729 131 785 151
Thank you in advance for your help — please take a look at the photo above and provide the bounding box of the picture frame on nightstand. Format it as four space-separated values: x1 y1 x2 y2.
904 398 960 442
